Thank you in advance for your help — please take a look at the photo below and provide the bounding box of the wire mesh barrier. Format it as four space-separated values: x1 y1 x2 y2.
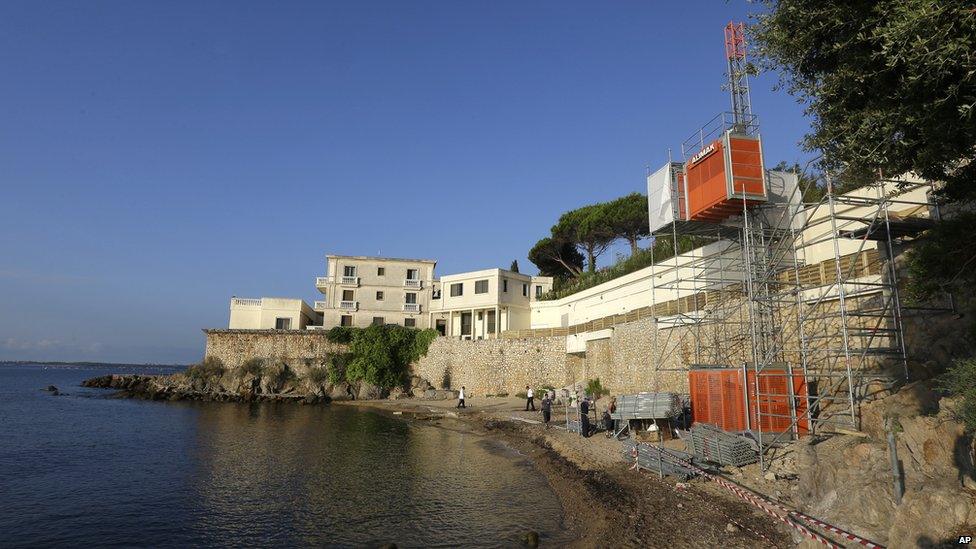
682 423 758 467
622 442 699 479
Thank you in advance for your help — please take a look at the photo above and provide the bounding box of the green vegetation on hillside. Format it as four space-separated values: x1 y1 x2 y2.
541 235 705 301
940 358 976 433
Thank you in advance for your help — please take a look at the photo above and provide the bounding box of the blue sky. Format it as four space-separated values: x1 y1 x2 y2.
0 1 814 364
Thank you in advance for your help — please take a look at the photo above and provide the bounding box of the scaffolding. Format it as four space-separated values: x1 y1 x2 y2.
646 124 941 467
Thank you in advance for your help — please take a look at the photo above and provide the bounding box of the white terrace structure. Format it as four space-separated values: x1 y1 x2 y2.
228 297 316 330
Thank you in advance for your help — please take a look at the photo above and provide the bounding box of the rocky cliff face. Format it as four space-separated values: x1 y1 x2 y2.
746 381 976 548
81 372 455 404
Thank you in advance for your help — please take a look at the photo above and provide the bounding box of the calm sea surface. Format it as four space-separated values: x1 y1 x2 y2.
0 364 570 548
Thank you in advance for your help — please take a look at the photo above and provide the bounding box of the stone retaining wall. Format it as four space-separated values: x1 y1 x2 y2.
203 329 344 374
411 317 692 396
412 336 570 395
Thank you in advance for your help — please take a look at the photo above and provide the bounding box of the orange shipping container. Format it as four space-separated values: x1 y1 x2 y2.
689 367 808 434
682 132 767 222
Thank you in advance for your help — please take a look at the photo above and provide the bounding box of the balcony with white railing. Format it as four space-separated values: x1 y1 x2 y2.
404 279 422 289
231 297 263 307
341 276 360 286
314 301 328 311
315 276 329 288
339 300 358 311
403 303 421 313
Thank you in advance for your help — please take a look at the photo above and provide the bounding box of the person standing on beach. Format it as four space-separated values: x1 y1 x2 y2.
579 396 590 438
524 386 535 411
540 393 552 429
457 386 466 409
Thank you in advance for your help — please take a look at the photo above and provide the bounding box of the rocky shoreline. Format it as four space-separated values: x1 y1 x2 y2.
81 373 458 405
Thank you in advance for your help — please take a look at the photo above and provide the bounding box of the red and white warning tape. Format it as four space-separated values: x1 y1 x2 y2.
787 510 884 549
633 443 886 549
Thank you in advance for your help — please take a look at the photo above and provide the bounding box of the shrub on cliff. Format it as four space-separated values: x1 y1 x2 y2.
585 378 609 398
265 361 296 386
306 365 329 385
240 358 265 378
939 358 976 432
185 356 225 381
328 354 349 385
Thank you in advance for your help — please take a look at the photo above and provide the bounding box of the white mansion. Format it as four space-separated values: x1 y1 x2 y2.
229 254 553 338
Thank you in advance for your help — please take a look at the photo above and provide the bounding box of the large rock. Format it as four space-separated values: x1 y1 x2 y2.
860 380 940 439
356 382 384 400
387 387 410 400
887 482 976 548
408 375 432 391
328 382 353 401
791 385 976 547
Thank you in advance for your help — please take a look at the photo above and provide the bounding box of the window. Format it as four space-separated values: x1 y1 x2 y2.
340 315 352 327
376 291 384 301
522 284 528 297
343 265 356 277
450 283 463 297
377 267 385 276
342 289 354 301
503 279 508 292
475 280 488 294
406 268 419 280
535 285 543 298
432 289 441 300
274 317 292 330
372 317 384 326
405 292 417 304
404 318 416 328
487 310 496 334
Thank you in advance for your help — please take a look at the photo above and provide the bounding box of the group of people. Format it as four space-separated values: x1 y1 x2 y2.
456 385 616 439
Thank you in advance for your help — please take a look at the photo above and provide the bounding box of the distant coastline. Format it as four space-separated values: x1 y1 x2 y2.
0 360 186 369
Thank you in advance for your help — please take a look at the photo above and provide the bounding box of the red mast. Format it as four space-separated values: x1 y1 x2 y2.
724 21 752 127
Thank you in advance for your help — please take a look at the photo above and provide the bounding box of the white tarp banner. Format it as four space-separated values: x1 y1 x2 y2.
647 163 676 234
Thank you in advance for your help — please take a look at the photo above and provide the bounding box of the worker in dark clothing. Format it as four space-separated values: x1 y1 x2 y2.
541 394 552 429
579 396 590 438
602 408 614 438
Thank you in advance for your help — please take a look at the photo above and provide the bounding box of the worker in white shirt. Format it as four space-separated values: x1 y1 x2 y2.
456 386 466 409
524 385 536 411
